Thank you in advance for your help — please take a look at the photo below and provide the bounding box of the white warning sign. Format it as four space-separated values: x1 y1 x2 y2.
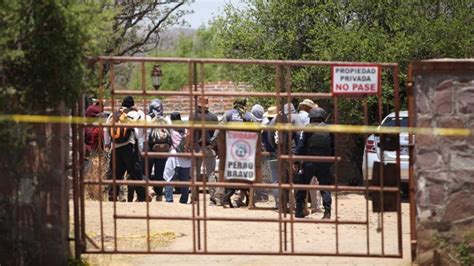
224 131 257 182
331 65 381 95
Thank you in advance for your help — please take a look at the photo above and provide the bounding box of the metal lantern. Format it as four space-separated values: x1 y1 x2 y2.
151 64 162 90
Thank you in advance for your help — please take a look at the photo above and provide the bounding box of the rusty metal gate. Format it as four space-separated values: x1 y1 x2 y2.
71 57 413 259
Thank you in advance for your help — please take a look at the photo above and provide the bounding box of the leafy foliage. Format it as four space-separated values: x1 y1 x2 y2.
1 1 114 112
128 26 228 91
211 0 473 184
213 0 474 122
0 0 114 155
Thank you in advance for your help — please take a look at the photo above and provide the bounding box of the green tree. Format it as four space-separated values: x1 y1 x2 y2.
212 0 473 184
213 0 473 119
0 1 113 264
129 26 227 91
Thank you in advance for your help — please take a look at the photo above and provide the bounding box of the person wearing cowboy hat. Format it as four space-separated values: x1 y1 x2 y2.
298 99 318 126
267 103 304 213
261 106 281 209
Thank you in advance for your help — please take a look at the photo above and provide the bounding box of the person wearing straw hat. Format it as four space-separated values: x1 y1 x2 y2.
298 99 317 126
267 103 304 213
262 106 280 209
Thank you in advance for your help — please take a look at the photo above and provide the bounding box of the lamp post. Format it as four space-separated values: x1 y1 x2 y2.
151 64 162 90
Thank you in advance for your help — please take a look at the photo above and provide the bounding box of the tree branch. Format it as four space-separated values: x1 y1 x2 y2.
117 1 185 56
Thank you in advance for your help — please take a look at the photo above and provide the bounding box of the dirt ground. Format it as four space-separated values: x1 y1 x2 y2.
75 193 412 265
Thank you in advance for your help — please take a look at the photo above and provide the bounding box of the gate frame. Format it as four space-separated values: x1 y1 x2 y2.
71 56 411 259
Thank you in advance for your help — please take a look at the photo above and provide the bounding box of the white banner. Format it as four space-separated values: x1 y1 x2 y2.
332 65 381 95
224 131 257 182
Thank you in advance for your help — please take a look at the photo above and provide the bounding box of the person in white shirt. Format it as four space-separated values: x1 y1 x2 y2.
163 112 191 204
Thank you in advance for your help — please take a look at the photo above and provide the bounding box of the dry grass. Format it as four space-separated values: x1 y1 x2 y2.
88 230 180 250
84 152 109 201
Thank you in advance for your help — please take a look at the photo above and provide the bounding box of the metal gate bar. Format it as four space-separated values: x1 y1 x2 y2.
72 56 405 258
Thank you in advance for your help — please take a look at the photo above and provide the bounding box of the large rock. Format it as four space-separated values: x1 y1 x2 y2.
417 250 434 265
416 151 444 172
450 152 474 172
428 184 446 206
434 80 453 115
449 170 474 194
442 191 474 223
457 86 474 114
417 116 438 147
416 89 431 114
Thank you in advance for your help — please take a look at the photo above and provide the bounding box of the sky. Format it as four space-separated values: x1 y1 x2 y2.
181 0 248 28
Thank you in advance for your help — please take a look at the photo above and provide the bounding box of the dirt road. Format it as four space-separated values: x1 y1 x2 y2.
77 193 412 265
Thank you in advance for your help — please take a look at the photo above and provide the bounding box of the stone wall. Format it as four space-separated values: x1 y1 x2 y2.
413 60 474 265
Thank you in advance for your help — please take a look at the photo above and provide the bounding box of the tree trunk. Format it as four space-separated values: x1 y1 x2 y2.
0 110 70 265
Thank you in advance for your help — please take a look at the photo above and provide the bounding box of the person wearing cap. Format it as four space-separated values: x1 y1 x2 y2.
249 104 264 123
210 98 252 142
190 97 219 203
267 103 304 213
215 98 254 208
298 99 317 126
104 95 147 202
84 103 103 156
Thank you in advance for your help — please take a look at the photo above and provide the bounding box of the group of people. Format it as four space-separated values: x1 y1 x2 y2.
84 95 334 219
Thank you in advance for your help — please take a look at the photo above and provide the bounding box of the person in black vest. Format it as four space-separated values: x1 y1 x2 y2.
294 107 334 218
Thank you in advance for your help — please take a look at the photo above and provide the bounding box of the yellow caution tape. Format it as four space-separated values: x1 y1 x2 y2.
0 114 471 136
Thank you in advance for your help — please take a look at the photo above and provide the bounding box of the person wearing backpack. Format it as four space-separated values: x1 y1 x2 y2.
104 96 147 202
163 112 191 204
145 99 172 201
